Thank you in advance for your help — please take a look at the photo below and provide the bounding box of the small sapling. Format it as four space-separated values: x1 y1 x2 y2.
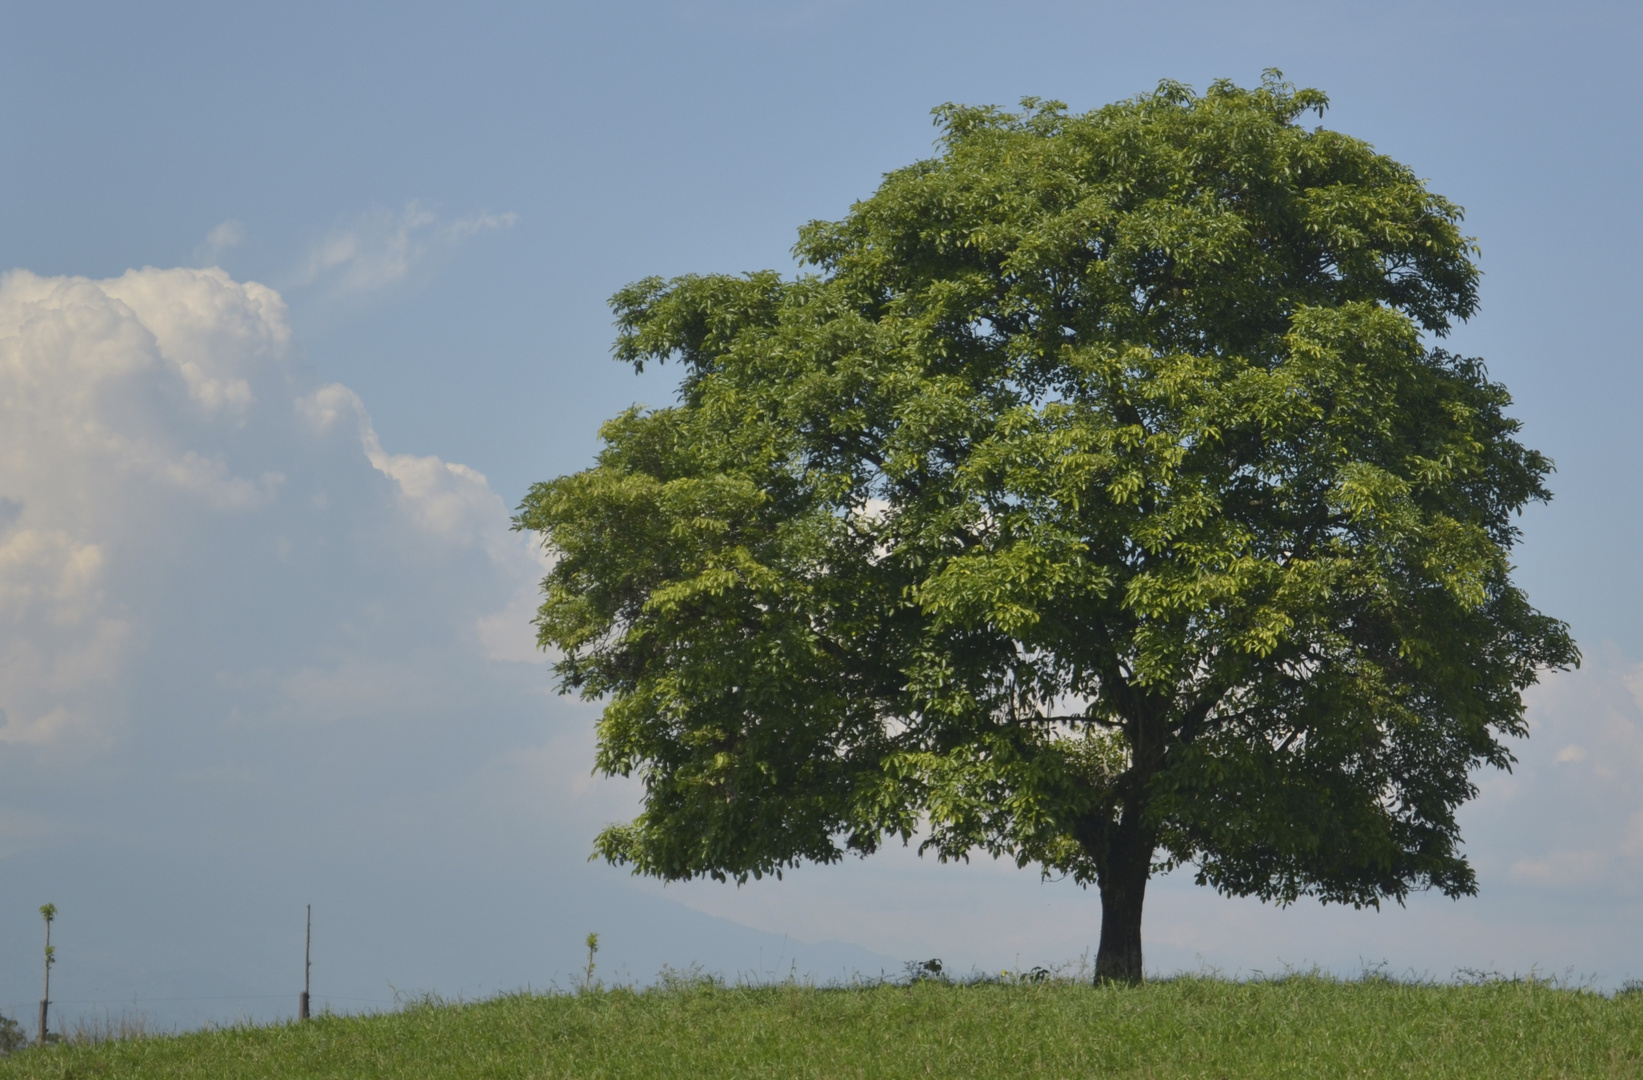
582 932 599 992
38 903 56 1046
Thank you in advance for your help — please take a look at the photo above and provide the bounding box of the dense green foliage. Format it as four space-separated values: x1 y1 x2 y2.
3 979 1639 1079
516 72 1576 979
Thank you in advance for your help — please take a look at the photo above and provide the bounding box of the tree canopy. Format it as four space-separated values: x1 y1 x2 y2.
516 73 1577 983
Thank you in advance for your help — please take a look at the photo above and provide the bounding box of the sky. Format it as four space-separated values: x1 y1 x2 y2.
1 0 1641 1030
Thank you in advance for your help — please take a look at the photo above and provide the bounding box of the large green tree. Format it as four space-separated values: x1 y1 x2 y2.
517 74 1577 983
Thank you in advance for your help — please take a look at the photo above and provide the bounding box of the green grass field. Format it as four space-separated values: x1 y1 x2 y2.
3 975 1640 1079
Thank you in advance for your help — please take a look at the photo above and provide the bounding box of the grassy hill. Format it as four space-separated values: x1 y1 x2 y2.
2 974 1639 1079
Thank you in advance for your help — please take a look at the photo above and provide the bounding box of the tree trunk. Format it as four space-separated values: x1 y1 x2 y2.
1093 811 1153 985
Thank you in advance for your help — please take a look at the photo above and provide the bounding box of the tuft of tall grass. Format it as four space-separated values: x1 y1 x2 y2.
56 1011 152 1047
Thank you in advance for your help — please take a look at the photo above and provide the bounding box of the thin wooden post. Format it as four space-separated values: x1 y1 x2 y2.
299 904 311 1021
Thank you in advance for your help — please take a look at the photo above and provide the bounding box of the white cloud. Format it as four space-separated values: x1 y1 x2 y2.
291 201 518 299
1625 809 1643 858
294 381 366 434
193 220 245 266
0 267 544 761
1459 648 1643 894
1509 849 1608 885
477 588 552 665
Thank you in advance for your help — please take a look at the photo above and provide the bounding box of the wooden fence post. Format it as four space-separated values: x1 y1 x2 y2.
299 904 311 1021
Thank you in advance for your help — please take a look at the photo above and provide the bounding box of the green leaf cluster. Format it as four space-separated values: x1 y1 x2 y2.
517 73 1576 911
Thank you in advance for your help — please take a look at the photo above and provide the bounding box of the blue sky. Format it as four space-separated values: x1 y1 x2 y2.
1 0 1640 1028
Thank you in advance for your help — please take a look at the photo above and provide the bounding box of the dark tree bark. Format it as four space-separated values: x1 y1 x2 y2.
1093 808 1154 985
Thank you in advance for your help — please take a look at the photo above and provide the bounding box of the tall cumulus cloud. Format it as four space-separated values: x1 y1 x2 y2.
0 266 542 765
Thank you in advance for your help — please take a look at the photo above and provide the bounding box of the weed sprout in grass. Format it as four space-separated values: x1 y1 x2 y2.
581 933 599 993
